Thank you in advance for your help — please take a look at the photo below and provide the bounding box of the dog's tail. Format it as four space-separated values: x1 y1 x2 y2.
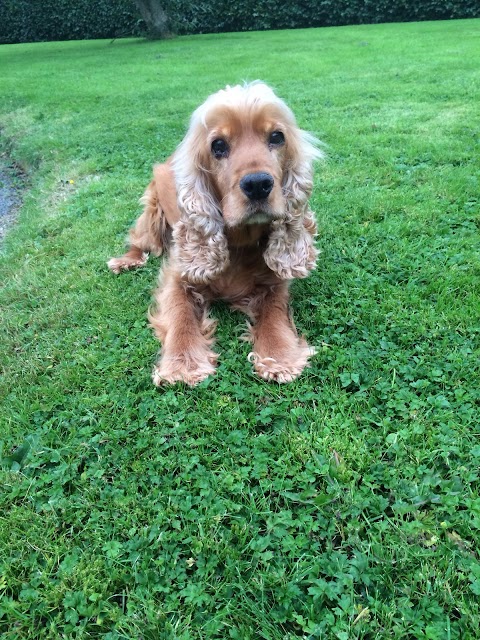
108 169 172 274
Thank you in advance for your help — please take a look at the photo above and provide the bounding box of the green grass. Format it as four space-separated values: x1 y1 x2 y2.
0 19 479 639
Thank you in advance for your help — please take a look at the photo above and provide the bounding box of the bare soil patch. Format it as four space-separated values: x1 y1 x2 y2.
0 158 24 243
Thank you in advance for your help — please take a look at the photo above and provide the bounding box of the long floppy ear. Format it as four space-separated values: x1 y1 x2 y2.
171 117 229 285
263 128 323 280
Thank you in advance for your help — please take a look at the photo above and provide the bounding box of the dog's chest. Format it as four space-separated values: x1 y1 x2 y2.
207 243 279 302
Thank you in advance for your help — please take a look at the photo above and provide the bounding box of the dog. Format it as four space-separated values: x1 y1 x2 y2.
108 82 323 385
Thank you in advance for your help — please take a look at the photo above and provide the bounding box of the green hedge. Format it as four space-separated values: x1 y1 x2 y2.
1 0 479 44
0 0 143 44
169 0 480 34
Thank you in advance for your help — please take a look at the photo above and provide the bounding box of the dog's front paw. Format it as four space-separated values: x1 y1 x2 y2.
152 353 217 387
248 344 316 383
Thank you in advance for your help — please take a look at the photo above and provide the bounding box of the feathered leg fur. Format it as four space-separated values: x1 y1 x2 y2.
242 283 315 383
149 266 218 386
108 178 170 274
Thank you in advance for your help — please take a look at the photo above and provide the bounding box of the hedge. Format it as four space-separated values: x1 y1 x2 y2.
169 0 480 35
1 0 479 45
0 0 143 45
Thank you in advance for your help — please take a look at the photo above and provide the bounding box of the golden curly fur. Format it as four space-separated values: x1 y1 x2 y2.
108 82 323 385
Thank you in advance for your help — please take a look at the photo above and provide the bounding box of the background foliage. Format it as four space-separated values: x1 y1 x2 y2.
1 0 479 44
0 0 142 44
169 0 480 35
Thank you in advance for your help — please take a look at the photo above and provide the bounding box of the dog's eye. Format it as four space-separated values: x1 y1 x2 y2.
269 131 285 146
211 139 229 159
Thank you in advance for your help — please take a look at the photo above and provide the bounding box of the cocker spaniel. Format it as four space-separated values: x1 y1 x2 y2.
108 82 323 385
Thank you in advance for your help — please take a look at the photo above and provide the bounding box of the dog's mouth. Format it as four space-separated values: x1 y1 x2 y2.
245 211 273 226
243 201 283 226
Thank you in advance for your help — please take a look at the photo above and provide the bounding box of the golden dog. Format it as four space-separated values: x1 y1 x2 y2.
108 82 323 385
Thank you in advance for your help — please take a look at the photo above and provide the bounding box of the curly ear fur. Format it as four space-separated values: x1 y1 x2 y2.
264 207 318 280
171 111 230 284
172 177 229 284
263 128 323 280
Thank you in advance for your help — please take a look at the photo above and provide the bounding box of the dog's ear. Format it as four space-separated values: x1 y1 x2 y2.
172 129 230 284
263 208 318 280
263 129 322 279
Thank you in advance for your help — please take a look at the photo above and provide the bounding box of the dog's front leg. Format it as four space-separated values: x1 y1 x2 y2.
149 267 217 386
248 283 315 383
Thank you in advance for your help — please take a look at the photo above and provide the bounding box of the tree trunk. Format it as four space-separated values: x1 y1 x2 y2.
134 0 170 39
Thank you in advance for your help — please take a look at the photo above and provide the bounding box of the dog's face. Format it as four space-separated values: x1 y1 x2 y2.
203 103 289 227
174 83 318 229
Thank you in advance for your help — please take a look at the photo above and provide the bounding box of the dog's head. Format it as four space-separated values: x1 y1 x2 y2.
172 82 323 283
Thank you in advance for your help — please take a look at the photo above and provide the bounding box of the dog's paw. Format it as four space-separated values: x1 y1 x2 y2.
248 346 316 383
107 254 148 274
152 354 217 387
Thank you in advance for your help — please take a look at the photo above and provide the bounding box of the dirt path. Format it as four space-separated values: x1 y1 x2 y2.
0 161 23 243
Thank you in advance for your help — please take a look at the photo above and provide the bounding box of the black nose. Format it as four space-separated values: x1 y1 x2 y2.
239 172 274 201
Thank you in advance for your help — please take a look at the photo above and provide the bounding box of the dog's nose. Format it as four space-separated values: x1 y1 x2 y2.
240 172 274 201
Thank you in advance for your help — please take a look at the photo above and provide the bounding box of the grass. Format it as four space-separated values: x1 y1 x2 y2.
0 18 479 639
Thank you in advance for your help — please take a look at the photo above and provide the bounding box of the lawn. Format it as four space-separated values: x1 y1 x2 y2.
0 18 479 639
